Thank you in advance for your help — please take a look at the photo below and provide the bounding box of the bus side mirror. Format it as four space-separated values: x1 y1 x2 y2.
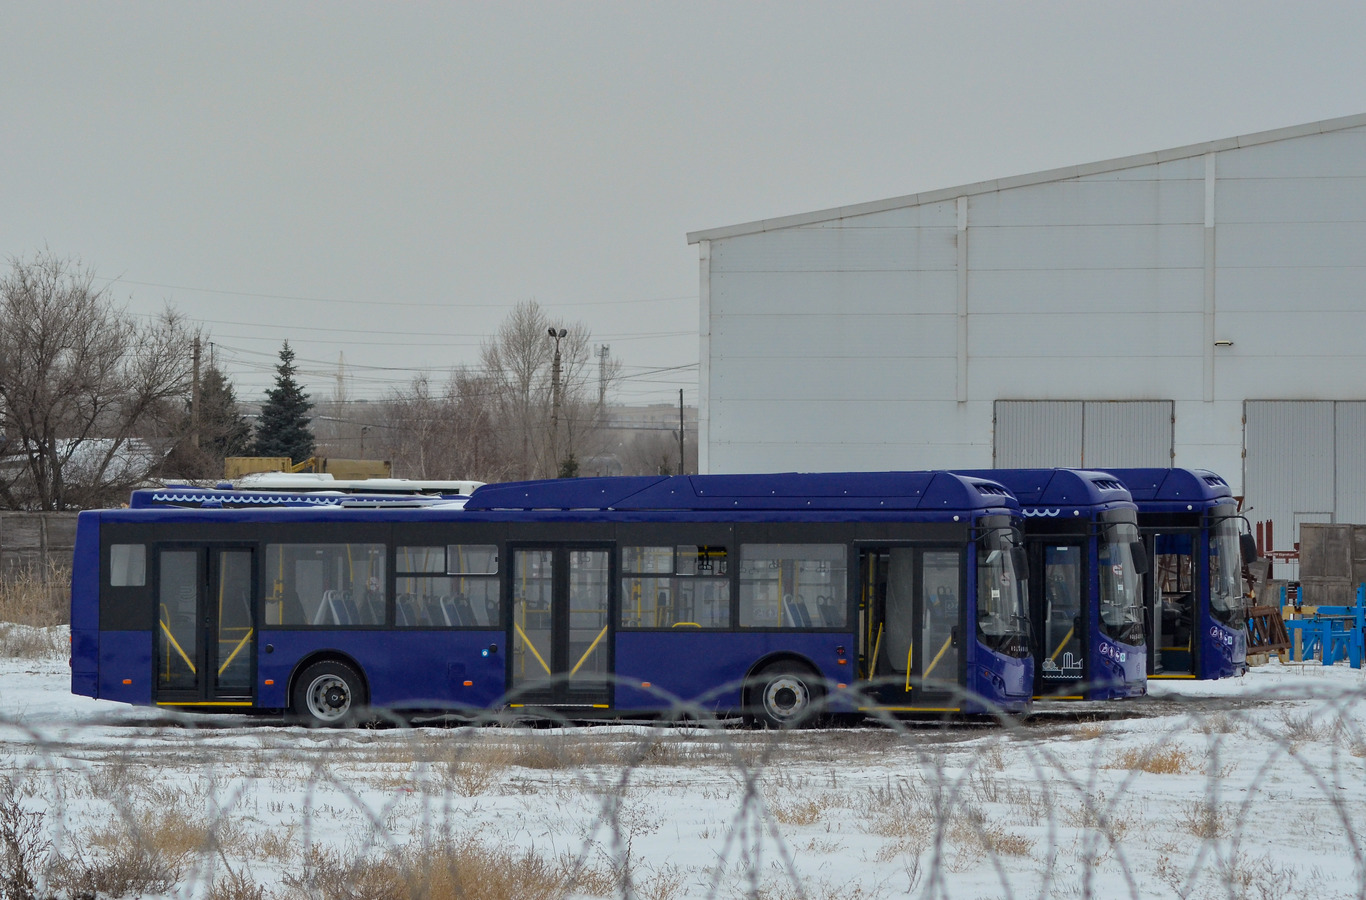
1240 533 1259 564
1011 546 1029 581
1130 541 1150 576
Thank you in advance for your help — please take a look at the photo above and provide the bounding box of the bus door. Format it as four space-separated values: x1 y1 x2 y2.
1033 542 1087 697
858 547 963 709
1146 532 1196 676
509 546 612 707
155 545 256 705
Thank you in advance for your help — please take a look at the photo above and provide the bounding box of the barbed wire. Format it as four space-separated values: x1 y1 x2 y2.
2 635 1364 900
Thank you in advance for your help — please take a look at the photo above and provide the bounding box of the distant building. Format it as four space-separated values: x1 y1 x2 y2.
689 113 1366 569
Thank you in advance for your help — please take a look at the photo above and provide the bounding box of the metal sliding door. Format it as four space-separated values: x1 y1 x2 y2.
510 547 613 707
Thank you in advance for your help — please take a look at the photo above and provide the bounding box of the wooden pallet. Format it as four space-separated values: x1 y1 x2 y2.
1247 605 1291 655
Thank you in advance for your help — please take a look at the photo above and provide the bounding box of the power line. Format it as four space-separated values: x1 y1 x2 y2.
102 275 696 309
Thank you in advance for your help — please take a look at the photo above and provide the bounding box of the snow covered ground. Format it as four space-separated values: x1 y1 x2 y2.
2 634 1365 900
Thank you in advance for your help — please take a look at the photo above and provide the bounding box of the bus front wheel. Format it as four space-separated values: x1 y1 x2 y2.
292 660 367 727
751 662 822 729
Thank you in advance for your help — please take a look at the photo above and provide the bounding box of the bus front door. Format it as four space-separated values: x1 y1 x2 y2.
859 547 962 711
154 545 256 706
510 547 612 708
1147 532 1196 677
1034 543 1087 697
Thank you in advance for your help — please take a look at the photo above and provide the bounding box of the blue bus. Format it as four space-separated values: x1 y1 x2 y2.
961 470 1148 700
1103 468 1252 680
69 472 1033 725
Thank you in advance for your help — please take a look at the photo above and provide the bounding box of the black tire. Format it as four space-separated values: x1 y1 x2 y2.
291 660 367 727
749 662 823 729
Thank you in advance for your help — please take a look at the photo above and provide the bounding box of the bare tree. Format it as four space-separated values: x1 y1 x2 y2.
477 300 619 479
0 251 195 509
615 428 696 477
381 368 505 481
479 301 554 479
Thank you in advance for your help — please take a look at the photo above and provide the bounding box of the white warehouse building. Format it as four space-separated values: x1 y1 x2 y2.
687 113 1366 561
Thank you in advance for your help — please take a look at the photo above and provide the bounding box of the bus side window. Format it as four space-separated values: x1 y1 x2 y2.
620 545 731 629
110 544 146 586
738 544 846 629
266 543 385 627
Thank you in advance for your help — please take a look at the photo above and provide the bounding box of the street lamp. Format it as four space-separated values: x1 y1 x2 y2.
548 327 567 475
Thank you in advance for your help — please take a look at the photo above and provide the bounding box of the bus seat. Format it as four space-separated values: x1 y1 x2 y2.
362 592 384 625
283 589 305 625
816 595 841 627
455 595 477 626
396 594 417 627
339 592 361 625
784 595 813 628
313 590 339 625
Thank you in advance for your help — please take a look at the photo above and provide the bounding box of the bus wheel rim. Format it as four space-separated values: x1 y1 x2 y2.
306 674 351 721
763 675 808 720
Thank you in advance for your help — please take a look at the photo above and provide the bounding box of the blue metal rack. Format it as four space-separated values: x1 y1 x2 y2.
1284 583 1366 668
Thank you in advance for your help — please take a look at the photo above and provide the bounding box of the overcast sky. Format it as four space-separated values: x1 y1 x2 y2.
3 2 1364 408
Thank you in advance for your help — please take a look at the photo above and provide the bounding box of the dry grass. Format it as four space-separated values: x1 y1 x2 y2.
1107 742 1200 775
283 839 616 900
0 623 66 659
0 563 69 628
770 798 824 826
948 806 1034 859
1063 792 1132 844
1176 800 1228 839
210 866 271 900
1279 710 1338 746
1071 721 1108 741
864 778 931 841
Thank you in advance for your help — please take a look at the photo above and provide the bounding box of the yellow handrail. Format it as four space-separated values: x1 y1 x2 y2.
569 625 609 677
513 622 552 675
923 634 954 680
217 628 254 676
159 620 197 675
1050 627 1075 662
904 637 915 692
870 623 883 682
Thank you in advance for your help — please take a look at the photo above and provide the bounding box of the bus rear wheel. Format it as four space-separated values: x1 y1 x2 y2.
292 660 367 727
751 662 822 729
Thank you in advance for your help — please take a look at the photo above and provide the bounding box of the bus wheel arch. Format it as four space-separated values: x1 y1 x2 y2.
744 655 824 729
288 653 370 727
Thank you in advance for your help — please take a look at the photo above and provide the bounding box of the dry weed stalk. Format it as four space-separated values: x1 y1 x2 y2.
0 562 69 628
770 798 824 827
284 838 611 900
1177 800 1227 839
1108 742 1199 775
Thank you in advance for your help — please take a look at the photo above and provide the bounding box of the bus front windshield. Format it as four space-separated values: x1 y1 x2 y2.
1098 522 1145 646
976 528 1030 658
1208 516 1245 625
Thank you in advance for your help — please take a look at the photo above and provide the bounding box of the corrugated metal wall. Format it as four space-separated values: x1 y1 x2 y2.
993 402 1082 467
993 400 1172 468
1335 402 1366 524
1244 401 1353 572
696 118 1366 492
1081 401 1174 467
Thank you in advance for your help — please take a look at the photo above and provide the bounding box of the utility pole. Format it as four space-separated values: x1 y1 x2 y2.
190 336 201 449
678 389 685 475
598 344 610 407
548 327 567 475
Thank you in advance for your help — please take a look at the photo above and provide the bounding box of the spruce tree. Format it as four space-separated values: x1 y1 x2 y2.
161 363 255 479
200 364 253 462
252 341 315 463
